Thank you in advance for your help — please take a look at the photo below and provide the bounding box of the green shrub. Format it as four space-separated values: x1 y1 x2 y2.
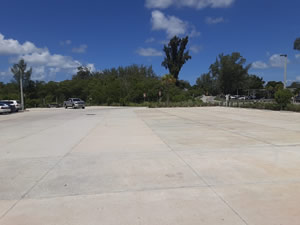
286 104 300 112
274 89 293 109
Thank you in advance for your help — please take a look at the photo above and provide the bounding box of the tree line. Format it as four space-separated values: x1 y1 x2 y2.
1 36 300 107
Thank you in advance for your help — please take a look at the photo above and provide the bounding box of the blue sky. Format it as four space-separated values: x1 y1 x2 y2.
0 0 300 85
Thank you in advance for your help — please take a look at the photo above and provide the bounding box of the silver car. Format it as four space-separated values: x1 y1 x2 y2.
0 102 11 114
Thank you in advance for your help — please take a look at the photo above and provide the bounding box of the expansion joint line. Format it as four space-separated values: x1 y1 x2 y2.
0 109 112 221
138 109 250 225
160 109 277 147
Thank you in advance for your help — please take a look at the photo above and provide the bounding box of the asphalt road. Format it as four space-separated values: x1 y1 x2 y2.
1 106 300 225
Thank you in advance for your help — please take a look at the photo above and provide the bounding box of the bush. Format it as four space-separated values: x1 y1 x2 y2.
147 100 219 108
274 89 293 109
286 104 300 112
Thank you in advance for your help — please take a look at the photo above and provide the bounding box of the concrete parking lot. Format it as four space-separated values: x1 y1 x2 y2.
0 106 300 225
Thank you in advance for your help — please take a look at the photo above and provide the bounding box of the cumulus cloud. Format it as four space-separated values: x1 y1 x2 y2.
251 54 290 70
59 40 72 46
86 63 96 72
0 33 94 81
0 71 10 78
20 51 81 69
32 66 46 80
137 47 163 56
146 0 235 9
72 44 88 53
145 37 155 43
205 17 225 24
252 61 269 69
190 45 202 54
151 10 199 38
0 33 42 55
269 54 289 68
189 26 201 37
151 10 187 37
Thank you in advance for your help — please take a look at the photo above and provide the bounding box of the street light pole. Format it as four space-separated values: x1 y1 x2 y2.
280 54 288 89
20 72 24 111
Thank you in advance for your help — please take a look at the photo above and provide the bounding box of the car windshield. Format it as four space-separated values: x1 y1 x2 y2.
73 99 81 101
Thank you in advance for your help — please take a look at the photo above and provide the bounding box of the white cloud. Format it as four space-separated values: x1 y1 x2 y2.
251 54 290 70
190 45 202 54
151 10 187 38
72 44 88 53
60 40 72 46
296 76 300 81
151 10 199 38
205 17 225 24
20 51 81 69
145 37 155 43
146 0 235 9
252 61 269 69
0 33 42 55
0 33 94 81
269 54 289 68
32 66 46 80
189 26 201 37
0 71 10 77
86 63 96 72
137 47 163 56
295 54 300 59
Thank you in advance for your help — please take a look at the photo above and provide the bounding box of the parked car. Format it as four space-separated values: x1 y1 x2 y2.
0 102 11 114
295 95 300 103
63 98 85 109
2 100 21 112
230 95 239 100
238 96 246 100
1 100 19 112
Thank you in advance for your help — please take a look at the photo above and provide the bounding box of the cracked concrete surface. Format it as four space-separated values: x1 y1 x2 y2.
0 106 300 225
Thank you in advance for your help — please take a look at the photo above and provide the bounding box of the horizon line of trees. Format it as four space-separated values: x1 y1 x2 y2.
1 36 300 107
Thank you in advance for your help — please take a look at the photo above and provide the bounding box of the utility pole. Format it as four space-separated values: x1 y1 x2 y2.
20 72 24 111
280 54 288 89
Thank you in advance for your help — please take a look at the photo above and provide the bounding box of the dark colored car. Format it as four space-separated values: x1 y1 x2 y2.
295 95 300 103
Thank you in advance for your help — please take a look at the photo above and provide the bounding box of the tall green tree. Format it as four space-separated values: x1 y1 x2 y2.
294 38 300 51
162 36 191 83
162 74 176 105
196 73 218 95
72 66 92 80
245 75 265 90
11 59 32 89
11 59 32 110
265 81 284 98
209 52 251 95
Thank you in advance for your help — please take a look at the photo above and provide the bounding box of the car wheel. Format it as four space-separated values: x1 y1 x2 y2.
82 107 85 109
72 104 75 109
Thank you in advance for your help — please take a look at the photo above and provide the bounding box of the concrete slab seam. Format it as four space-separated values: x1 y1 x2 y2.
0 110 111 221
137 109 250 225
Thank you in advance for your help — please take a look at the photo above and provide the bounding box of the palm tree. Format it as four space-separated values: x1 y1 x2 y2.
11 59 32 110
